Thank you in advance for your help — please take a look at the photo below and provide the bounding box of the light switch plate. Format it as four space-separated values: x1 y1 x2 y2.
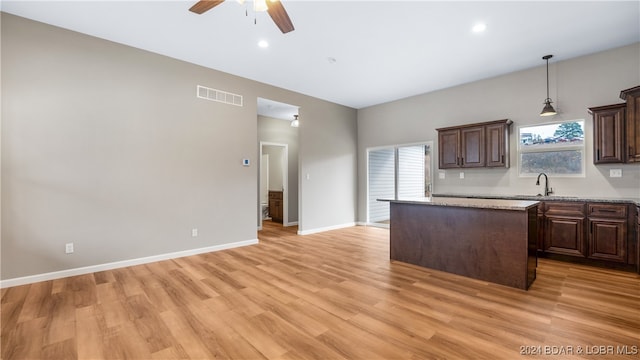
610 169 622 178
459 172 465 179
438 172 445 179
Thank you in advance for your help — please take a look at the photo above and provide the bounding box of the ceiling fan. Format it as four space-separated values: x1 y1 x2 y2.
189 0 295 34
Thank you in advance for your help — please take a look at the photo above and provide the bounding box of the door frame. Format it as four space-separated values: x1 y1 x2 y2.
259 141 289 230
366 141 434 228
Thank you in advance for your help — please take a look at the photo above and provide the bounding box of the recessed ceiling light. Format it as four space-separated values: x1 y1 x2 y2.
258 40 269 48
472 23 487 33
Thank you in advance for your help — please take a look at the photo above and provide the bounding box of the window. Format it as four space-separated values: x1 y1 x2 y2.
518 120 585 177
367 143 433 226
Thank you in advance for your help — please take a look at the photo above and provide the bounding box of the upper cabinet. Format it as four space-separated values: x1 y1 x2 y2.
589 85 640 165
437 119 511 169
620 86 640 163
589 103 626 164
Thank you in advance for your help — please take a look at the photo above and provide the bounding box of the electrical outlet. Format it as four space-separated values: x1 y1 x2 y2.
192 228 198 237
438 171 445 179
65 243 74 254
610 169 622 178
459 172 465 179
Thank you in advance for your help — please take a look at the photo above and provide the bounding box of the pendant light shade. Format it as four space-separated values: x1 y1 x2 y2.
291 114 299 127
540 54 557 116
540 100 556 116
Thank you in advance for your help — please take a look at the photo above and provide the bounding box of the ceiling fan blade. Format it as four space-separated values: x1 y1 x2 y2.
266 0 295 34
189 0 225 14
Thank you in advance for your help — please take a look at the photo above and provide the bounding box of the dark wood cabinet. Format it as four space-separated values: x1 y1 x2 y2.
544 202 586 258
620 86 640 163
588 85 640 165
268 191 283 223
587 203 627 262
637 205 640 272
538 200 636 269
438 129 461 168
589 103 626 164
485 122 510 167
460 126 485 168
437 119 511 169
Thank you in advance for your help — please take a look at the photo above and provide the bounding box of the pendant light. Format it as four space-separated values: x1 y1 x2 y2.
540 54 557 116
291 114 299 127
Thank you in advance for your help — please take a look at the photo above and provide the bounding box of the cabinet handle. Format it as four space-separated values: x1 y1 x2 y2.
598 209 617 213
597 149 600 160
501 155 504 163
461 157 464 165
630 146 634 158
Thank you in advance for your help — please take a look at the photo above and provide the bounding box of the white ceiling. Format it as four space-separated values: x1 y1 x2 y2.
2 1 639 112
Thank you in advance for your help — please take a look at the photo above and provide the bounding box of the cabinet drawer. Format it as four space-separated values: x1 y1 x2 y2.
588 203 627 218
268 191 283 200
545 202 586 216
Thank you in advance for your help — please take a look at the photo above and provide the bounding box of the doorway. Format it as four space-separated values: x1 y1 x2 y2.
260 142 288 229
257 97 300 230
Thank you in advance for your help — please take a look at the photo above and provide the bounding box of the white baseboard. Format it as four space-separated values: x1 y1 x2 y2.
361 222 390 229
284 221 299 227
0 239 259 289
298 222 356 235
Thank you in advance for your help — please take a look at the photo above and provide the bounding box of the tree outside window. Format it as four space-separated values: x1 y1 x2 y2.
518 120 585 177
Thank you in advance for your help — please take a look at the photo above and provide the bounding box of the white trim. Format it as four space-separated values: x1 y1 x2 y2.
298 222 356 235
284 221 299 227
0 239 258 289
362 222 390 229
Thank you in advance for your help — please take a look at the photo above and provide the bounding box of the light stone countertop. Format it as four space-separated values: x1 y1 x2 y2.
433 193 640 207
379 197 540 211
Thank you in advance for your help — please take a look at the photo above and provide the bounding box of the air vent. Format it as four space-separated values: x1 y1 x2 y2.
196 85 243 107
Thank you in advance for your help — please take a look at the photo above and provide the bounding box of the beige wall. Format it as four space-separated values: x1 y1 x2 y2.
1 13 357 280
357 43 640 222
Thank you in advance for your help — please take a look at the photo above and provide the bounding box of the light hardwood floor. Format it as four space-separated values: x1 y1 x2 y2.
2 221 639 359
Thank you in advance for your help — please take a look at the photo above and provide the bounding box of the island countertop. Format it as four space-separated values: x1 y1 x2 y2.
379 196 540 211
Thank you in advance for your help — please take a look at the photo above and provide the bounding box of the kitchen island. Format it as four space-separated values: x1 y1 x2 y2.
384 197 539 290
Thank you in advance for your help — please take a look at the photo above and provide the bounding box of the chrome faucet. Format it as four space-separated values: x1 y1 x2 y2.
536 172 553 196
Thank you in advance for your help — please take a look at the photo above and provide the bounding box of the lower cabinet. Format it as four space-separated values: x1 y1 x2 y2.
587 203 627 262
268 191 283 223
545 215 586 257
540 201 633 268
543 202 586 257
637 206 640 271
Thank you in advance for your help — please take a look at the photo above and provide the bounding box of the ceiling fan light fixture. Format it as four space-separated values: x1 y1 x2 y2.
254 0 268 12
540 54 557 117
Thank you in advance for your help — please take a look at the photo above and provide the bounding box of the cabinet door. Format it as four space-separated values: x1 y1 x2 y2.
545 215 586 257
637 206 640 272
588 218 626 262
438 129 460 168
591 104 625 164
622 87 640 163
269 199 282 223
460 126 485 168
486 123 508 167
